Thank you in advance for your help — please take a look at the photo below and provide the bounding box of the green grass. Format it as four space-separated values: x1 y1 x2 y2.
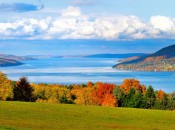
0 102 175 130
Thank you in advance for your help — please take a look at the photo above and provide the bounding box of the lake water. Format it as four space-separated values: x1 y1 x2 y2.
0 58 175 93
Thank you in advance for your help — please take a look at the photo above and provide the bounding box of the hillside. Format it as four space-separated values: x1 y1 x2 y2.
0 54 34 61
0 57 23 67
1 102 175 130
115 44 175 71
151 44 175 58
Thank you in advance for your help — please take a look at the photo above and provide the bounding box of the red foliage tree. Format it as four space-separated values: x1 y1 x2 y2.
92 83 116 106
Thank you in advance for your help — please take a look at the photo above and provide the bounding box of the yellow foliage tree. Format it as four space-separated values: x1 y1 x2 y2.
0 72 13 101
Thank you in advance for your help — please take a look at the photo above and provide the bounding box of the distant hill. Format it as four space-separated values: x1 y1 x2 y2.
0 54 34 61
115 44 175 71
151 44 175 58
84 53 147 58
0 58 23 67
0 54 35 67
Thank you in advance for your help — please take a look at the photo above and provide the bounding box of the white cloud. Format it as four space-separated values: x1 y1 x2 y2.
1 6 175 40
150 16 175 32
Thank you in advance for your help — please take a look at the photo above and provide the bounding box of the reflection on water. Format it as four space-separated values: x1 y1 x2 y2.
0 58 175 92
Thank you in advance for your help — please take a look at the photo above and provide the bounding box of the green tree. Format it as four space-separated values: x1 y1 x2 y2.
13 77 34 102
133 91 146 108
167 92 175 110
117 90 126 107
124 88 136 107
145 85 155 109
113 86 121 98
161 93 168 110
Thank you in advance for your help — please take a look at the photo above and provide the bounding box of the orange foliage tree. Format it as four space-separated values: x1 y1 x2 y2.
141 85 147 94
102 94 118 107
92 83 117 107
120 79 142 94
157 90 165 100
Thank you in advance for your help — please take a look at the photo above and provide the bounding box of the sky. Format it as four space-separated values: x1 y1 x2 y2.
0 0 175 55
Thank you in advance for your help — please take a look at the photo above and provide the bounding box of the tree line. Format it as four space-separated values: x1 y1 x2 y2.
0 71 175 110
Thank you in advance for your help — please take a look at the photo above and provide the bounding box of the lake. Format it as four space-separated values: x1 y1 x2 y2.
0 58 175 92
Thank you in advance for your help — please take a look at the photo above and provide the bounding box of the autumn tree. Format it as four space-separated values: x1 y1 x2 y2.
32 83 46 100
120 79 142 94
0 72 13 101
71 86 94 105
58 86 72 104
102 94 118 107
141 85 147 94
155 90 168 110
156 90 165 100
13 77 34 102
92 83 117 107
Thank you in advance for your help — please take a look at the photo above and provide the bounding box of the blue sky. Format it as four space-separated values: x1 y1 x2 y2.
0 39 174 56
1 0 174 19
0 0 175 55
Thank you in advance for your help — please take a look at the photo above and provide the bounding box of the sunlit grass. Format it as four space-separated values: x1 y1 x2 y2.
0 101 175 130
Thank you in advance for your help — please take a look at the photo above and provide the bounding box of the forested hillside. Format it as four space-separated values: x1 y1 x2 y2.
115 44 175 71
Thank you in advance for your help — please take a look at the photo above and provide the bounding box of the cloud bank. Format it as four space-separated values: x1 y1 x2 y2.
0 6 175 40
0 2 44 12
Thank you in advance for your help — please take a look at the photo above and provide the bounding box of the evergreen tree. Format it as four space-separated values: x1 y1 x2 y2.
161 93 168 110
167 92 175 110
117 90 126 107
133 91 145 108
124 88 136 107
145 85 155 109
13 77 33 101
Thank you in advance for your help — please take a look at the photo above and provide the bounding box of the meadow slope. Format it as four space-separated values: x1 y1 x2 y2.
0 101 175 130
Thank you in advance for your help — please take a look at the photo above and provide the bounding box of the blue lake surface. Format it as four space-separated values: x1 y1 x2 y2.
0 58 175 92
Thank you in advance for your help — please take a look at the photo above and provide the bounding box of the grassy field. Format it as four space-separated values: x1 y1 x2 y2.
0 102 175 130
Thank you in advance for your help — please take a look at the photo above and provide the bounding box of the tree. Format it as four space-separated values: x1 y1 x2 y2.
13 77 33 101
123 88 136 107
161 93 168 110
102 94 117 107
0 72 13 101
167 91 175 110
92 83 116 106
132 91 146 108
145 85 155 109
71 86 94 105
155 93 169 110
157 90 164 100
120 79 142 94
141 85 147 94
117 90 126 107
113 86 121 98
